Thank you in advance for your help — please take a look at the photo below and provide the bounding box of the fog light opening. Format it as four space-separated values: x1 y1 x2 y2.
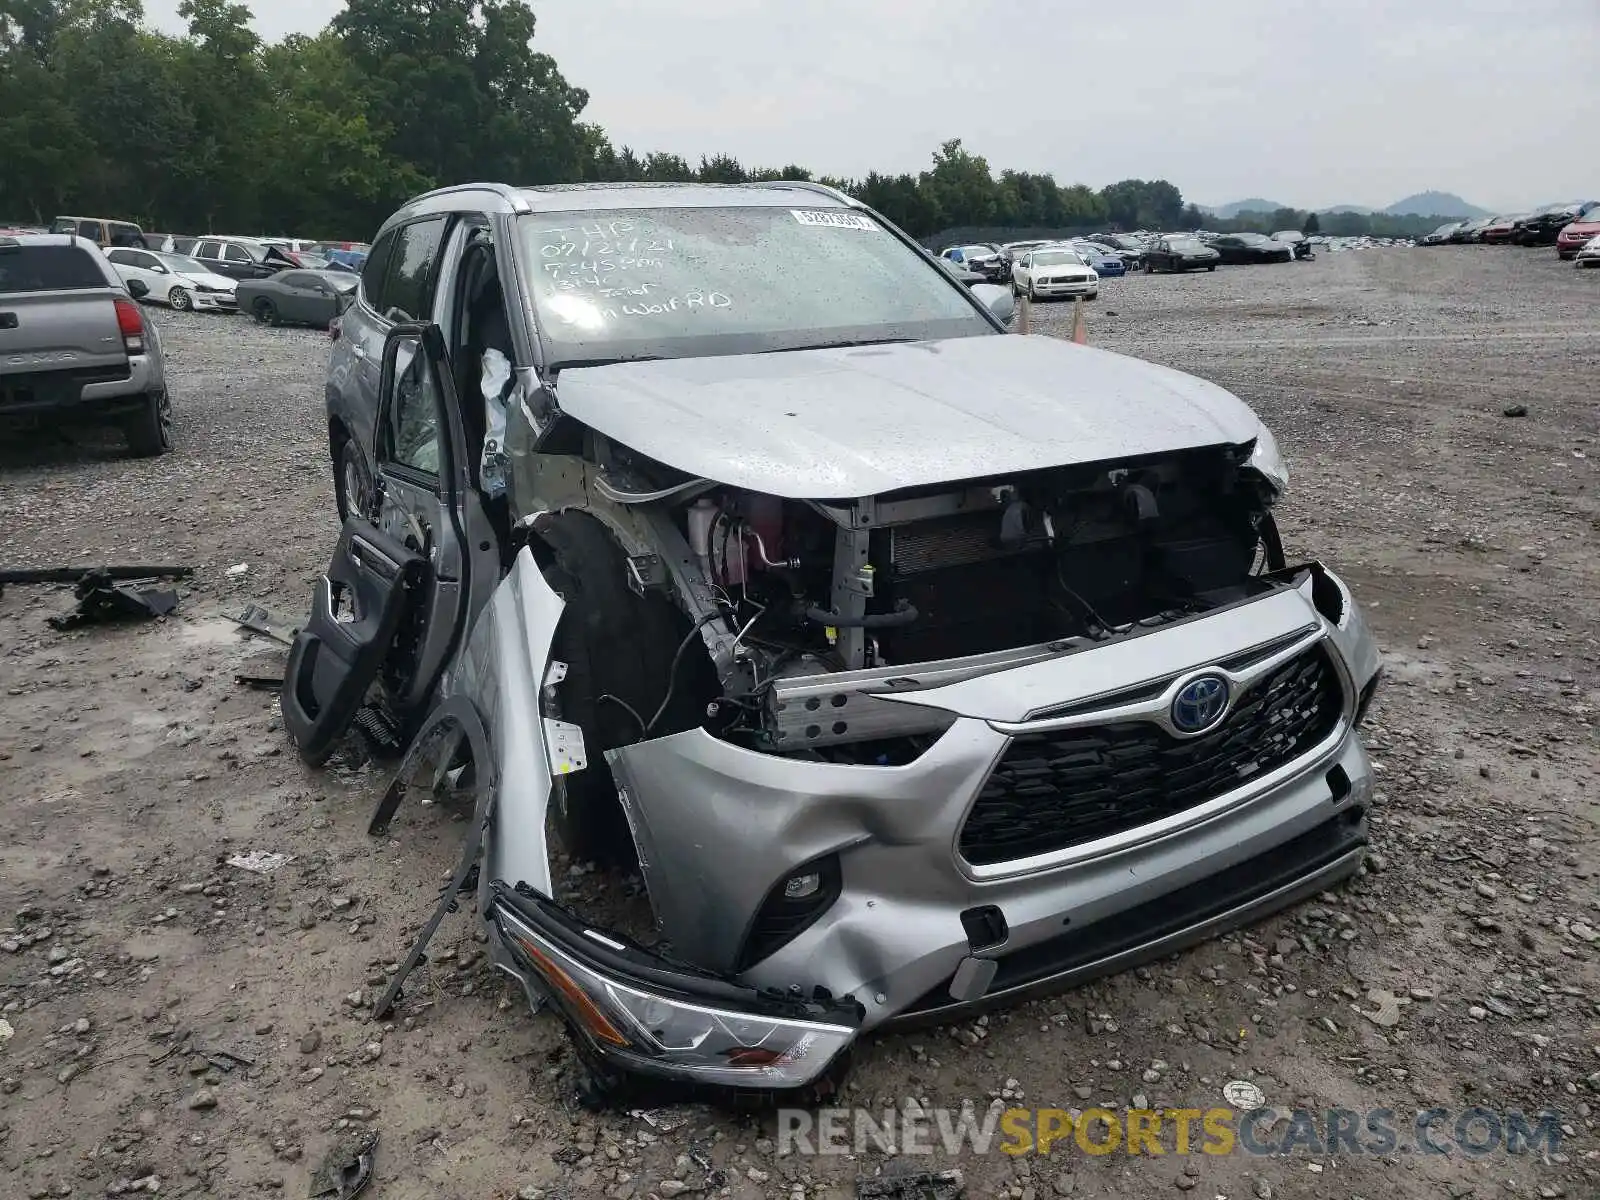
1326 763 1353 806
784 872 823 900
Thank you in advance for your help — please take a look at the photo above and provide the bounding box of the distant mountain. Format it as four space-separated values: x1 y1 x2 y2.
1382 191 1487 218
1205 198 1289 218
1202 191 1490 219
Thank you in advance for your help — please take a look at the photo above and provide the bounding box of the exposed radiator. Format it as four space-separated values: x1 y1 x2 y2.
889 512 1027 574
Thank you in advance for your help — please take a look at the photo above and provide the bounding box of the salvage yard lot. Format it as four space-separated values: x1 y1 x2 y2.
1 247 1597 1199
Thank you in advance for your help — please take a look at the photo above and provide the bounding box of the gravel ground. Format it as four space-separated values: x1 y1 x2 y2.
1 246 1597 1200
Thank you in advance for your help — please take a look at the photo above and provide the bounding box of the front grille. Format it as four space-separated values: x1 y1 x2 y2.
958 647 1345 866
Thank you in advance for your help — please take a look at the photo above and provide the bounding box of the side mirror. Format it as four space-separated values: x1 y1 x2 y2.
126 279 149 299
153 264 169 274
970 283 1015 327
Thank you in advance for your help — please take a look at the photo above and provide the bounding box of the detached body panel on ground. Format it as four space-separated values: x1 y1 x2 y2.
292 181 1382 1100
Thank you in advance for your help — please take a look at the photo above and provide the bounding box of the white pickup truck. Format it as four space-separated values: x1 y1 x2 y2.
0 233 172 456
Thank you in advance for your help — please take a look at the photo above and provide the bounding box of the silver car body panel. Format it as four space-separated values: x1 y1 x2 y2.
552 335 1264 498
455 542 1380 1031
445 547 566 901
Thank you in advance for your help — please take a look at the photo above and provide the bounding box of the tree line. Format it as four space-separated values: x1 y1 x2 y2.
0 0 1454 244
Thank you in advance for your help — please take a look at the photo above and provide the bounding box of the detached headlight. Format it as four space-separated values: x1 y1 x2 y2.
1249 423 1291 493
496 902 855 1089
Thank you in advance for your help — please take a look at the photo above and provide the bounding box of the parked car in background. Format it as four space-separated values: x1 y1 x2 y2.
49 216 147 248
237 268 356 328
936 256 986 287
1012 245 1098 299
1069 241 1126 276
939 243 1007 282
1515 202 1599 247
259 238 320 254
1144 234 1220 272
1096 234 1147 267
322 248 369 273
1447 218 1493 243
1478 215 1525 244
1575 234 1600 267
1210 233 1293 264
0 233 171 455
1271 230 1314 259
1002 240 1050 261
1419 222 1462 246
1556 210 1600 259
105 247 237 313
188 236 296 282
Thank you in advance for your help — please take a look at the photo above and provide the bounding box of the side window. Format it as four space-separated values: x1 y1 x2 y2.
51 219 76 235
381 217 448 322
385 339 442 476
77 220 100 240
195 241 220 259
280 273 308 289
224 244 251 263
360 232 397 315
106 250 133 266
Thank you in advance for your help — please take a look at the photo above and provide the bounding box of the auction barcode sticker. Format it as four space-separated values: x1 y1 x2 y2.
791 210 878 231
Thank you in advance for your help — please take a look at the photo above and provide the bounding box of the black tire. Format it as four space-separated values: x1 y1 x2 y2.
539 514 715 867
1207 265 1216 272
334 437 373 522
253 297 278 326
125 390 173 457
168 287 192 312
1144 260 1154 274
1086 291 1098 301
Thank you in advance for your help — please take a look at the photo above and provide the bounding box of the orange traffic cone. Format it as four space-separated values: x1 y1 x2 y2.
1071 297 1087 345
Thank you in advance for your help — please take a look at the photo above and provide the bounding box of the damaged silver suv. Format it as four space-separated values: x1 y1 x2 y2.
287 181 1382 1100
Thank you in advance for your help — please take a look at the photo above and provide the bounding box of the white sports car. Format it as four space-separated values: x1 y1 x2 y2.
1012 246 1098 300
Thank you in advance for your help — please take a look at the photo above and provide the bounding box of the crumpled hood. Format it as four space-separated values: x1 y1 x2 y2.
555 334 1264 498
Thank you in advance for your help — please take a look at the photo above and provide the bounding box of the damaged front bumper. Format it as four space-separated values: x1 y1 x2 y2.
441 550 1380 1096
487 881 860 1094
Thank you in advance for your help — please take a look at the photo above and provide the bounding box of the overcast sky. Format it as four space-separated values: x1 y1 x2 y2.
141 0 1598 211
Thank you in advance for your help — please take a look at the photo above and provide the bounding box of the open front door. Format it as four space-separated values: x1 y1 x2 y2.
283 323 493 763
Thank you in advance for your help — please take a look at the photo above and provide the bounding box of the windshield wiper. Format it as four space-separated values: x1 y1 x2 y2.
773 336 919 353
549 354 664 371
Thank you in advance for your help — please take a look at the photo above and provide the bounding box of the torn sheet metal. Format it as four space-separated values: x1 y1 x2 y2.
308 1128 377 1200
226 850 293 874
231 603 303 646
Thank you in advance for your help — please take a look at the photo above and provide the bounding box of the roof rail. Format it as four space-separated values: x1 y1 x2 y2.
770 180 861 208
409 182 530 214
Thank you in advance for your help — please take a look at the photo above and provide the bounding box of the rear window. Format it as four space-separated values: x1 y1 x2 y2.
0 245 107 294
